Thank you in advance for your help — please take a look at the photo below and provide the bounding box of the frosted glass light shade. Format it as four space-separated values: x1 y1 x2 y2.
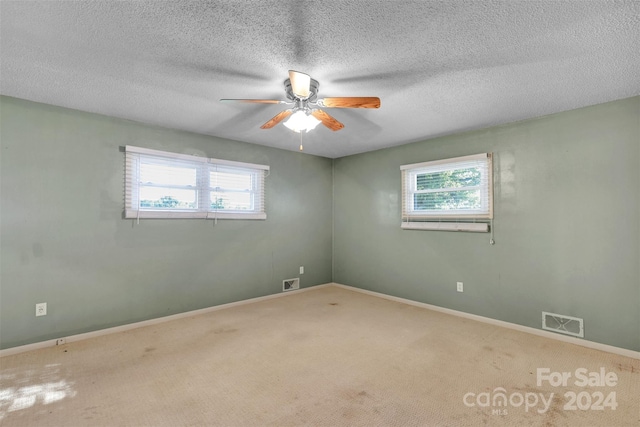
283 110 321 133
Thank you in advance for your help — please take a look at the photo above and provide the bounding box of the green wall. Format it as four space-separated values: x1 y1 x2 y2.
333 96 640 351
0 96 333 349
2 95 639 352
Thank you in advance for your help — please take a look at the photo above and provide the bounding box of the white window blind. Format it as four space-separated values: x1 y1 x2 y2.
401 153 493 222
125 146 268 220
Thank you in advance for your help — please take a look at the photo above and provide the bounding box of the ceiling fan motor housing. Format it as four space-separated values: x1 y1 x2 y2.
284 78 319 102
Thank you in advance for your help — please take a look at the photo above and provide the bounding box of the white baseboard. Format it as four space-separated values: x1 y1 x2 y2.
331 283 640 360
0 283 331 358
3 282 637 360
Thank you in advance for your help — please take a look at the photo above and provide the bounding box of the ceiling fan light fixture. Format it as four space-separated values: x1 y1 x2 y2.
283 110 321 133
222 71 379 132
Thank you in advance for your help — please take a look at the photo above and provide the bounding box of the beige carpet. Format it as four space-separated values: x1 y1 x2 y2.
1 285 638 426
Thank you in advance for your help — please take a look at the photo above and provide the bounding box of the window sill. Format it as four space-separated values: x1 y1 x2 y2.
401 221 489 232
125 210 266 220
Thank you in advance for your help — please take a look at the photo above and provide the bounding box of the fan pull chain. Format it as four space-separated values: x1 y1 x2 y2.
299 130 303 151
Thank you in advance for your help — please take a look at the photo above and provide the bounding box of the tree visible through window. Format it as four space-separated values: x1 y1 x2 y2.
414 167 482 211
141 196 182 208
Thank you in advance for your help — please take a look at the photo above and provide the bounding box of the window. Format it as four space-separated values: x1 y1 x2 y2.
125 146 268 220
401 153 493 224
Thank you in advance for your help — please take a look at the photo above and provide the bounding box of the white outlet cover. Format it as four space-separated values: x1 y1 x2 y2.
299 266 304 274
456 282 463 292
36 302 47 316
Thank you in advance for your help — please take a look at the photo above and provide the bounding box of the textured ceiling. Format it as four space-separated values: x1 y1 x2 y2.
1 1 639 158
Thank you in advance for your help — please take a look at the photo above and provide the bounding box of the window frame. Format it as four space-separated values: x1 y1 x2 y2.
125 145 268 220
401 153 493 221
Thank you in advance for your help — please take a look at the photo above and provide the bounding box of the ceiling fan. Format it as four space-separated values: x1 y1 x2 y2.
220 70 380 132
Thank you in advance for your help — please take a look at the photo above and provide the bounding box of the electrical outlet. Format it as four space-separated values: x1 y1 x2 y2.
36 302 47 316
299 266 304 275
457 282 464 292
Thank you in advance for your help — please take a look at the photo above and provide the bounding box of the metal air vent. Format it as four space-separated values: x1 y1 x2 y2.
283 278 300 292
542 311 584 338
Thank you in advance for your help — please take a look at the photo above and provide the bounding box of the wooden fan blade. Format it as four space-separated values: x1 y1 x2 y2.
311 109 344 131
289 70 311 98
260 110 293 129
320 97 381 109
220 99 285 104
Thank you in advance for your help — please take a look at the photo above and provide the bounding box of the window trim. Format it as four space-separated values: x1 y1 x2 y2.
400 153 493 222
124 145 269 220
